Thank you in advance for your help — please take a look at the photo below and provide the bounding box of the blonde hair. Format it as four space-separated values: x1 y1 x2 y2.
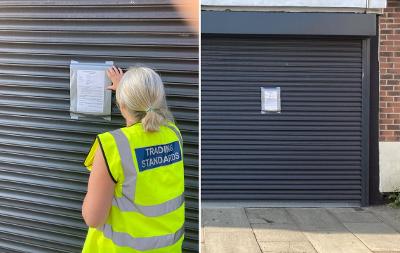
116 66 174 132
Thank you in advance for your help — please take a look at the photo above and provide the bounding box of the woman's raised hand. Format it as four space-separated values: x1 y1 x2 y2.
106 66 124 91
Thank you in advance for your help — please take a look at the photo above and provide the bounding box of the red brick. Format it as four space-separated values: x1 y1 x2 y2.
381 18 394 24
381 86 394 91
382 29 394 35
381 74 394 79
380 130 394 136
387 34 400 40
381 136 400 141
387 113 400 119
386 7 396 13
387 68 400 74
381 51 393 57
387 23 400 29
381 62 394 68
387 79 400 85
388 13 400 19
388 1 400 7
387 102 400 107
380 119 394 124
382 40 394 46
387 124 400 130
388 91 400 96
381 107 394 113
381 96 394 102
387 57 400 62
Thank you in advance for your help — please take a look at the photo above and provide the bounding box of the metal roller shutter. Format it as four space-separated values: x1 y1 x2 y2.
202 36 369 206
0 1 198 252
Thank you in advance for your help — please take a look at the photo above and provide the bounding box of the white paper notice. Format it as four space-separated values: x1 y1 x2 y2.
264 89 278 111
261 87 281 112
76 70 105 113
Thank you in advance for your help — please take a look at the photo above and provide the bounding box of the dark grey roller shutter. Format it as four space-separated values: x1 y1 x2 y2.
0 1 198 252
202 36 368 206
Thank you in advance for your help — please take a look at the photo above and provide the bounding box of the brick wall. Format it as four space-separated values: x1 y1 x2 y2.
379 0 400 142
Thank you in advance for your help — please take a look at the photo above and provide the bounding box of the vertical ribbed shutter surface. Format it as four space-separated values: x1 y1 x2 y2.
202 36 365 205
0 1 198 252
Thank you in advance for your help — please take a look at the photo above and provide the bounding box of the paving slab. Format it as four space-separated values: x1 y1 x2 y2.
328 208 381 223
251 223 307 242
289 241 318 253
258 241 317 253
302 230 373 253
258 241 290 253
286 208 344 231
344 222 400 252
246 208 296 224
202 206 400 253
368 206 400 233
203 208 251 233
204 231 262 253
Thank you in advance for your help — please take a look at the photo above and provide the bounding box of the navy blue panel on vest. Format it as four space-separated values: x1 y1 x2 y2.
135 141 182 172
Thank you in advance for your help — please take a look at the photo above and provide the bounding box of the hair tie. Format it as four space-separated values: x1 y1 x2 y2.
146 107 154 113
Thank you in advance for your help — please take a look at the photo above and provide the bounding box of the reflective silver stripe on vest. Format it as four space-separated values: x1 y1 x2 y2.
101 224 184 251
113 193 184 217
110 129 136 200
109 129 184 216
165 124 183 147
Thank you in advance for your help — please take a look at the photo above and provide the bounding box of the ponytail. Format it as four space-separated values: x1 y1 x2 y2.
141 109 165 132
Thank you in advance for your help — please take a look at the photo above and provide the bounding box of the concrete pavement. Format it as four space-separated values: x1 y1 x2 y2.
201 206 400 253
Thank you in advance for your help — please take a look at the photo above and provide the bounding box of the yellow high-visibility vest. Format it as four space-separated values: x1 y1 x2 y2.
82 122 185 253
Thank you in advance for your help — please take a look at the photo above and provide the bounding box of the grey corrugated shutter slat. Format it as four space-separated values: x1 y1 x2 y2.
201 36 365 205
0 1 198 252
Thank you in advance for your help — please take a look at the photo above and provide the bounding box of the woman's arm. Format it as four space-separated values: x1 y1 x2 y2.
82 147 115 228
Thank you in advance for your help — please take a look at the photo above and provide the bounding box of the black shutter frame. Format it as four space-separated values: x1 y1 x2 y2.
201 35 369 206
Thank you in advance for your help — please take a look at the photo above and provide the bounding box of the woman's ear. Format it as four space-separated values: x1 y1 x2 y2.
119 103 133 121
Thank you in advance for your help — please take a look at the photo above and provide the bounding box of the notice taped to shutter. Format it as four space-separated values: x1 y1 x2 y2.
76 70 105 113
261 87 281 113
69 60 113 120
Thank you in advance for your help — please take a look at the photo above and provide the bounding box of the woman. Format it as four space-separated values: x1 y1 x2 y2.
81 66 185 253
